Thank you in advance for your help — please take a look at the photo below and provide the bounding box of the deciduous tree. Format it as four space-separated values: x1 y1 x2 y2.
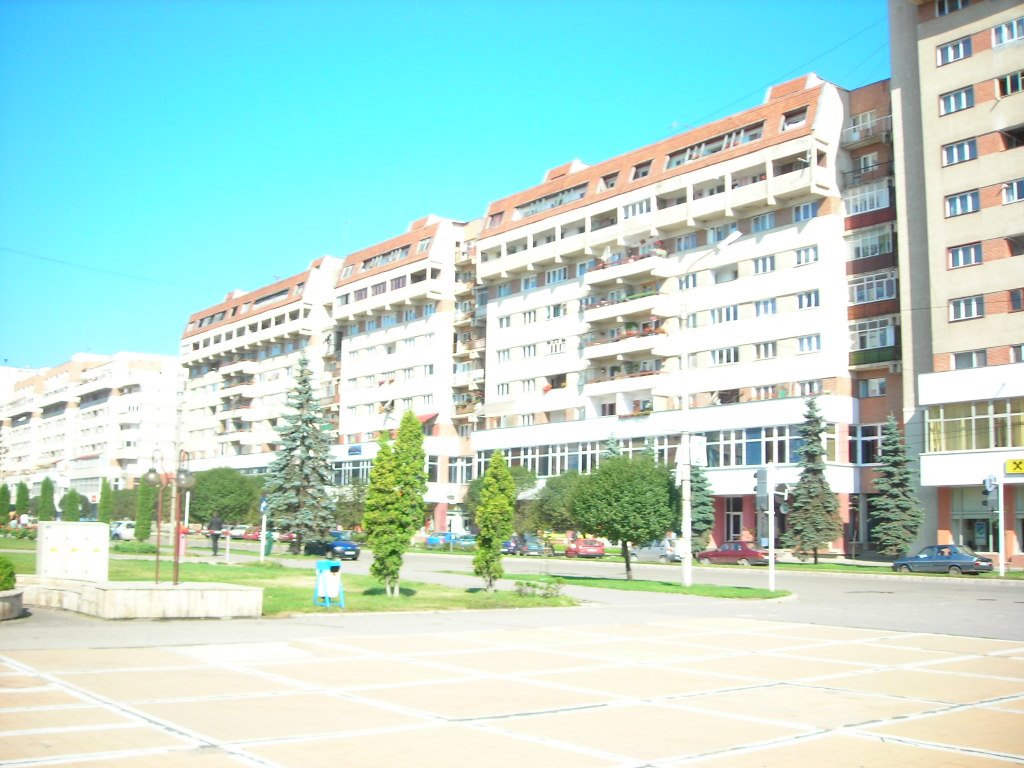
869 415 924 556
473 450 516 591
465 464 536 532
784 396 843 563
59 489 82 522
573 452 676 579
529 471 582 533
190 467 259 526
262 354 336 554
335 476 367 530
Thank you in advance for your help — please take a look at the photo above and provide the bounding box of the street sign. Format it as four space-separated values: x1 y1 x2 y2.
1006 458 1024 474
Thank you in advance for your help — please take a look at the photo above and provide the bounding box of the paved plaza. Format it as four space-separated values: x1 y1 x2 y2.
2 610 1023 767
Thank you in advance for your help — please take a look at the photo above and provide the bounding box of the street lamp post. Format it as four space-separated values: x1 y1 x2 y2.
144 450 194 586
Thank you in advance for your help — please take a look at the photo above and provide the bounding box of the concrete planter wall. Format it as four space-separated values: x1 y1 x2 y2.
0 588 24 621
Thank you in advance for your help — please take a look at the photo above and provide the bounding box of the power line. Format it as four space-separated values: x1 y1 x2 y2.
0 245 190 287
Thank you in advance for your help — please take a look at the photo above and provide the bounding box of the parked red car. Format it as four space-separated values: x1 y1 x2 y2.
565 538 606 558
696 541 770 566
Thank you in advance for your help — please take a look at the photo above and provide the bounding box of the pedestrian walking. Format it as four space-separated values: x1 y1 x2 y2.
208 514 223 556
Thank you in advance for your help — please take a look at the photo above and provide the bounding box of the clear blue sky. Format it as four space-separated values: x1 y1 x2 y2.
0 0 890 370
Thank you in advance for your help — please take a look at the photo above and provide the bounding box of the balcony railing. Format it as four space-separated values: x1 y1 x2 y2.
840 115 892 147
842 161 893 188
849 345 900 366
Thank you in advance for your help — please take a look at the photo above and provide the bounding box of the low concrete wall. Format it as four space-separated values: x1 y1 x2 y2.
17 576 263 619
0 589 24 621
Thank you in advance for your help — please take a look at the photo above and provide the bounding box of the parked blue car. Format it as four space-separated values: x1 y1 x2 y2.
892 544 992 575
325 530 360 560
426 532 457 548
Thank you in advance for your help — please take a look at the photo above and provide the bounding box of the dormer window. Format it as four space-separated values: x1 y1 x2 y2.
631 161 652 180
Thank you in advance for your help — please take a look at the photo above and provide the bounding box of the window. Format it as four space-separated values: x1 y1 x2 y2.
798 334 821 353
486 212 504 229
942 138 977 165
381 313 396 328
523 309 537 324
936 0 969 16
514 184 588 219
631 161 652 180
793 201 819 222
846 181 890 214
416 237 432 253
423 303 436 316
371 282 386 296
940 86 974 115
753 255 775 274
546 339 565 355
997 70 1024 98
755 341 777 360
859 378 887 398
522 344 536 359
755 298 777 317
680 273 698 290
522 379 536 393
949 242 982 268
353 287 368 301
950 295 984 321
850 316 896 350
994 16 1024 46
1004 178 1024 204
600 172 618 190
710 305 739 324
945 190 979 217
678 233 699 251
1011 344 1024 363
623 199 651 218
498 315 511 329
850 425 882 464
496 282 512 298
953 350 986 369
710 347 740 365
600 402 617 416
547 303 567 319
521 275 538 291
849 271 897 304
1010 288 1023 312
751 212 775 233
795 246 818 265
848 225 893 260
709 223 738 243
497 349 510 363
798 289 820 309
781 108 807 130
937 37 972 65
545 266 568 284
796 379 823 396
497 383 510 396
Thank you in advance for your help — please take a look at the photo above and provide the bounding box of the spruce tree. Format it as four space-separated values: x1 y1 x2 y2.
37 477 56 521
135 481 155 541
689 462 715 553
60 489 82 522
393 410 427 535
98 479 114 524
262 354 336 554
15 482 29 519
869 415 924 556
473 450 516 591
364 433 408 596
784 396 843 563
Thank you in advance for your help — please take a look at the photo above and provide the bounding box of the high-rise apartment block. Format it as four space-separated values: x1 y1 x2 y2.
0 353 180 507
891 0 1023 558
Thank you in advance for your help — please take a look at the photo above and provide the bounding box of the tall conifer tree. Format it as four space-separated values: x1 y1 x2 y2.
364 433 408 596
473 450 516 591
869 415 924 555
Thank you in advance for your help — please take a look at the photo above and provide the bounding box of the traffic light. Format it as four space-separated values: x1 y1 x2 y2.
753 469 769 511
774 483 790 515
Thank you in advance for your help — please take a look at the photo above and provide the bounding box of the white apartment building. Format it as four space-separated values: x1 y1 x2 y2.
331 215 477 533
0 353 180 507
179 257 342 473
891 0 1024 559
470 74 904 550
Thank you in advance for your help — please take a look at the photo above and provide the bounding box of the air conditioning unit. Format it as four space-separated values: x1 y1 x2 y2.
888 361 902 374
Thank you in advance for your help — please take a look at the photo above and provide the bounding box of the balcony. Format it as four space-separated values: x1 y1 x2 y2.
840 115 892 148
453 369 485 388
583 291 660 323
582 368 668 397
583 248 669 286
771 165 813 200
582 329 666 361
842 161 894 188
849 345 900 367
219 358 258 376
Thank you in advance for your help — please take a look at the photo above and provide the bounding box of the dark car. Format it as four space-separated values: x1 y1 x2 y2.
892 544 992 575
511 534 554 556
696 541 771 566
321 532 362 561
501 537 520 555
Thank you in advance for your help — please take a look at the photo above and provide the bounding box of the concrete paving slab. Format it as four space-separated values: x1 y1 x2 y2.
56 666 300 701
426 647 610 674
0 724 193 762
248 722 622 768
864 707 1024 757
3 646 197 672
530 665 752 699
670 652 863 682
1 687 84 706
806 667 1024 704
251 656 475 689
872 633 1024 656
921 654 1024 679
774 641 954 666
137 691 424 742
53 752 255 768
675 732 1012 767
498 702 807 762
0 704 134 731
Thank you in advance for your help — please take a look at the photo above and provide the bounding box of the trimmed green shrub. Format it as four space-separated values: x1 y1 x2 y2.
0 556 15 591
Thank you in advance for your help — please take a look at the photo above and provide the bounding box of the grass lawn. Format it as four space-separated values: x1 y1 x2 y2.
505 572 788 599
2 552 576 615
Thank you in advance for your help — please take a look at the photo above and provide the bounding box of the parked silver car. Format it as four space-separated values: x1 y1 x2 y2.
630 539 682 563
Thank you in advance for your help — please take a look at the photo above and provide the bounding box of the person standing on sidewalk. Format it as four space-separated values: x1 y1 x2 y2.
208 514 223 556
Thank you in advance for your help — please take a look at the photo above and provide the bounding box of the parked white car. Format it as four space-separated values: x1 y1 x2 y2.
110 520 136 541
630 539 682 563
